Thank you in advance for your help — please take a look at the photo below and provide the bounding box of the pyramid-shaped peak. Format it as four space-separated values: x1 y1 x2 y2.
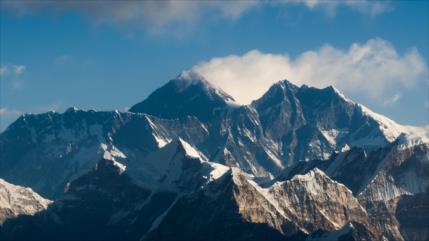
129 72 236 121
173 70 235 101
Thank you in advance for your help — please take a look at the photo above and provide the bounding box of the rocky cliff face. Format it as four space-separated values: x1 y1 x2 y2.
0 179 51 225
0 160 383 241
267 169 374 235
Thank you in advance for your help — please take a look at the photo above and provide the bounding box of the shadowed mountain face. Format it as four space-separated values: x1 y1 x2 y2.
0 75 428 241
0 157 375 241
129 74 236 122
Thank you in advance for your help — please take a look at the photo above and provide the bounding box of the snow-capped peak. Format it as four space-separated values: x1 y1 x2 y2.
175 70 237 104
129 71 237 120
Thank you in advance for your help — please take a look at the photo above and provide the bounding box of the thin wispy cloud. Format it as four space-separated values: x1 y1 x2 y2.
0 64 26 76
1 0 390 34
383 93 402 106
13 65 26 75
189 38 427 105
0 64 27 89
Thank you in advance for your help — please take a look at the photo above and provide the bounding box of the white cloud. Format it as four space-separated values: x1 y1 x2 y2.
13 65 26 75
383 93 402 106
2 0 390 32
189 38 427 104
0 64 26 77
286 0 390 17
0 64 27 89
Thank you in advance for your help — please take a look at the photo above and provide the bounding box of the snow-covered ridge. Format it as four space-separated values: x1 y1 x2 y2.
324 86 428 147
359 103 429 146
127 138 230 192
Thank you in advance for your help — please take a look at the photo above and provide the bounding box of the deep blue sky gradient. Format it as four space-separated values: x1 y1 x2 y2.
0 1 428 130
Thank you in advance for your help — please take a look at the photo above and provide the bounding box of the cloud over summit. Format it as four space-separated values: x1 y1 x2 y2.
189 38 427 105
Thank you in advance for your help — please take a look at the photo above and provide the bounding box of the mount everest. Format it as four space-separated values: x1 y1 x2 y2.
0 73 428 241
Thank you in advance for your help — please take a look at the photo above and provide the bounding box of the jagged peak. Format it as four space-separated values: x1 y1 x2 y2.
252 79 299 108
267 79 299 94
278 79 300 89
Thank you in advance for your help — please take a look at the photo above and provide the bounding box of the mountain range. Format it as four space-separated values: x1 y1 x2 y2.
0 72 428 241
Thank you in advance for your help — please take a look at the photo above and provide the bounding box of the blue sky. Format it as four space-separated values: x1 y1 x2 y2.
0 0 428 130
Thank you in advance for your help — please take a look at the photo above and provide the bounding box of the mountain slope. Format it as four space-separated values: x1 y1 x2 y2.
129 72 237 122
126 138 230 192
0 109 208 198
0 179 51 224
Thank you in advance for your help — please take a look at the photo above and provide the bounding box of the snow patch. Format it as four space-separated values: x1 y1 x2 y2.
112 160 127 174
178 138 201 159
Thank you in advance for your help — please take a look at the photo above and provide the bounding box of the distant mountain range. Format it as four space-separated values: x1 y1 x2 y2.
0 73 428 241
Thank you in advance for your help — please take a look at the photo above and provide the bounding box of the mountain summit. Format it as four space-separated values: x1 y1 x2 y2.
129 71 237 121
